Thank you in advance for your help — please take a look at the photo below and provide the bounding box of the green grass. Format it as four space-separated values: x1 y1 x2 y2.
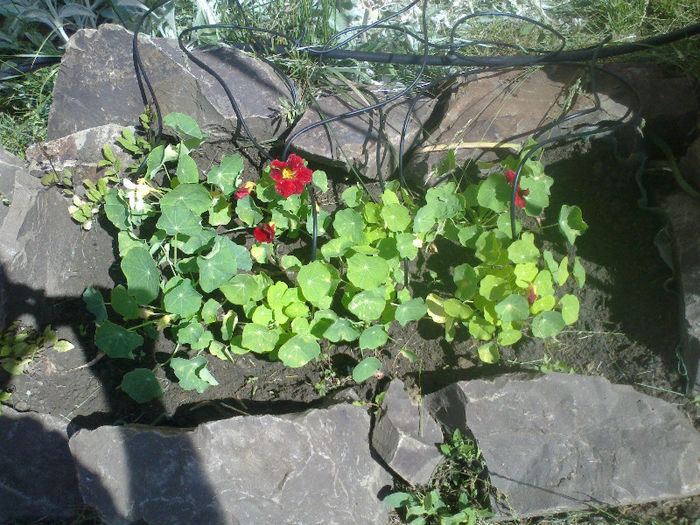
0 64 56 158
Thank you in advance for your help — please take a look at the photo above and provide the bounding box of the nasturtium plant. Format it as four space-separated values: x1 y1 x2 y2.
83 112 587 402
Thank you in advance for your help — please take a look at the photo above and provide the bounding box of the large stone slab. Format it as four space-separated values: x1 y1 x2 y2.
372 379 444 486
0 406 83 522
69 403 393 524
408 66 633 185
664 192 700 394
48 24 293 143
426 372 700 520
0 183 114 325
288 91 435 181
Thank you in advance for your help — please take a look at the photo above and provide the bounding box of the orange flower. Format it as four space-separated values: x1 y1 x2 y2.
234 181 256 200
269 154 312 198
254 222 276 243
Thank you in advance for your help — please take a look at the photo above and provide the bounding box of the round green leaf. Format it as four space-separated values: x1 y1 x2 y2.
560 294 580 325
176 150 199 184
163 278 202 318
348 290 386 322
395 298 428 326
121 246 160 305
312 170 328 192
497 328 522 346
396 233 420 260
163 112 204 139
454 263 477 301
94 321 143 359
171 356 217 393
220 274 265 305
103 187 130 230
121 368 163 403
333 209 364 242
443 298 473 320
207 155 243 196
558 204 588 245
342 185 363 207
531 311 566 338
478 342 500 363
241 323 279 353
297 261 338 309
359 325 388 349
235 195 263 227
201 298 221 324
468 317 495 341
53 340 74 352
533 270 554 297
324 319 360 342
514 262 538 286
352 357 382 383
175 320 205 345
507 232 540 264
477 173 511 212
475 231 506 264
156 205 201 236
197 236 240 293
160 183 211 215
111 285 139 321
531 294 556 314
495 294 530 323
278 334 320 368
346 253 389 290
479 275 508 302
83 286 107 324
381 203 411 232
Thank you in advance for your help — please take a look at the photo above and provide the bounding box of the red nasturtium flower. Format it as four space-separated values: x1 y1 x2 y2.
269 154 313 198
504 169 530 209
234 181 256 200
254 222 276 243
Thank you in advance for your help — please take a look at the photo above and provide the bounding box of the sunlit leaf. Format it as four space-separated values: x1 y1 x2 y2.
352 357 382 383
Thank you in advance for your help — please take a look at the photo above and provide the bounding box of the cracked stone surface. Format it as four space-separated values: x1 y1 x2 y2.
25 124 133 187
426 372 700 520
288 91 435 181
48 24 293 143
407 66 633 185
372 379 444 486
69 403 393 525
0 406 82 523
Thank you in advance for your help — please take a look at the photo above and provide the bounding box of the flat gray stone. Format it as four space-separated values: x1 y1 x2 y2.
0 146 30 228
69 403 393 525
26 124 134 187
664 192 700 394
0 406 83 522
48 24 292 143
426 372 700 520
288 91 435 181
0 185 114 325
372 379 444 486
